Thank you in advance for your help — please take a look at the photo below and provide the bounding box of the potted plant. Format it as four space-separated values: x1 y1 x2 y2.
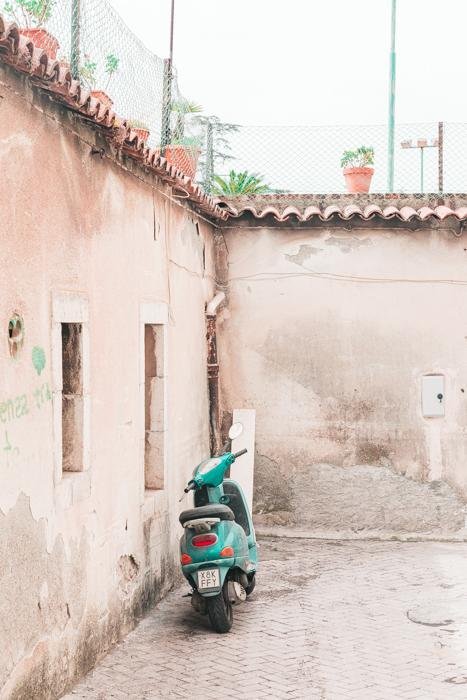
79 53 119 108
158 100 202 179
341 146 375 193
128 119 150 142
4 0 59 59
91 53 119 108
162 137 202 180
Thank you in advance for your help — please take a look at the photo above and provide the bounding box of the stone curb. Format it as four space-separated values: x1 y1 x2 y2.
256 526 467 542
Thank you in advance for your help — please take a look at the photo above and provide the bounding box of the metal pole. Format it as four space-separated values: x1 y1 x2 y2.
160 0 175 153
169 0 175 65
420 147 424 193
438 121 444 194
387 0 397 192
204 120 214 193
160 60 172 151
70 0 81 80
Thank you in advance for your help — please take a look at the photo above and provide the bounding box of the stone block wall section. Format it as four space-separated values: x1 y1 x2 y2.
0 62 217 698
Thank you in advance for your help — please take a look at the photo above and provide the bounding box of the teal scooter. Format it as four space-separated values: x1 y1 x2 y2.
179 423 258 633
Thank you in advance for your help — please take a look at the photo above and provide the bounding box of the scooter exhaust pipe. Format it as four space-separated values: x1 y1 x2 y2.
227 581 247 605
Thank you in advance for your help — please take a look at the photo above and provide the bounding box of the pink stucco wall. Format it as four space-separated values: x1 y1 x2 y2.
0 64 216 698
217 221 467 536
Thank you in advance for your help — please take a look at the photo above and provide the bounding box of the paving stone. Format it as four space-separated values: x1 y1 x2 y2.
63 538 467 699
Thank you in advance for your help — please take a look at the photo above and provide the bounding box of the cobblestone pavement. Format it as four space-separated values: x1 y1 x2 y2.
65 538 467 700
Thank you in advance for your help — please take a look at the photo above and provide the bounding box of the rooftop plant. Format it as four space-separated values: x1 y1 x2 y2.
341 146 374 169
128 119 150 130
212 170 274 196
79 55 97 89
79 53 119 92
3 0 54 27
104 53 119 90
196 115 240 192
171 99 203 145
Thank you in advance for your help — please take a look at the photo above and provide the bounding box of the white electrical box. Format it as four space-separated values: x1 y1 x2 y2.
422 375 445 417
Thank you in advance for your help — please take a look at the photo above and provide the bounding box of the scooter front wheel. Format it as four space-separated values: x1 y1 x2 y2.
206 586 233 633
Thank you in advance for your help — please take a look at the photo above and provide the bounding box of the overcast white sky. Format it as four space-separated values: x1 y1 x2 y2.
109 0 467 127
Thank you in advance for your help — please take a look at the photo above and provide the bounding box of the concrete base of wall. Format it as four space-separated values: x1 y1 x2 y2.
254 526 467 542
253 460 466 536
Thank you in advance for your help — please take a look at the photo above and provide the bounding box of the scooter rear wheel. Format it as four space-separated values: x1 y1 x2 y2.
206 585 233 633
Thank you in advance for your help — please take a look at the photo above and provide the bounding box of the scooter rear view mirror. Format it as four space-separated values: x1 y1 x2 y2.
228 422 244 441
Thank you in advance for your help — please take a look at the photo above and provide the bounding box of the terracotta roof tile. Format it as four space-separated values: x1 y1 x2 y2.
218 194 467 223
0 15 227 222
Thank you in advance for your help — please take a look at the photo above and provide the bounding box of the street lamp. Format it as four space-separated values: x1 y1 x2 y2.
400 138 439 193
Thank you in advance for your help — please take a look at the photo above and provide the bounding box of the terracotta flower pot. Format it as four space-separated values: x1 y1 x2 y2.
91 91 113 109
20 29 59 59
159 145 200 179
132 127 150 142
343 167 374 193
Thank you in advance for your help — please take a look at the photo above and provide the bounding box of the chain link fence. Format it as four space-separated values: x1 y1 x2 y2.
214 122 467 195
2 1 467 195
1 0 204 174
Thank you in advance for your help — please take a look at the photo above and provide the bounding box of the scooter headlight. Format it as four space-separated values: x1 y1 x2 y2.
197 457 222 475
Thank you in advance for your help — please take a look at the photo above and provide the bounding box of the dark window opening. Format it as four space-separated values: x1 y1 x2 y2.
144 324 165 490
62 323 83 472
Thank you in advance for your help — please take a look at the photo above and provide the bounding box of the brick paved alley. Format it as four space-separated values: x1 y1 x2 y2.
65 538 467 700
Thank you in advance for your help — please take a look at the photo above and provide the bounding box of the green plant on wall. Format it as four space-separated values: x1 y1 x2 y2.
3 0 54 27
212 170 274 196
340 146 375 169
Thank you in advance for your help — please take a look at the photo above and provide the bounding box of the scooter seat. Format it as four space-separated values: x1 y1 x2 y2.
179 504 235 526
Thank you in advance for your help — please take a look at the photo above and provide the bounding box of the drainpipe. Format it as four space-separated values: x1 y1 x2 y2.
206 292 225 456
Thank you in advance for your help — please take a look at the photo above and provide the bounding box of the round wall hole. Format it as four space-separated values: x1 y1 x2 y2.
8 314 24 359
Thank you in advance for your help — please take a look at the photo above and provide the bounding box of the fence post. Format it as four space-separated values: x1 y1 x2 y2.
160 59 172 154
70 0 81 80
203 120 214 193
438 121 444 194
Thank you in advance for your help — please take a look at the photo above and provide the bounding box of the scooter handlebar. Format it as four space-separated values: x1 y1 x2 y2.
233 448 248 459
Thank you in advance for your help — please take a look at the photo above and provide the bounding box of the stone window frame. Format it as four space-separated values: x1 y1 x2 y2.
139 301 169 518
51 293 91 504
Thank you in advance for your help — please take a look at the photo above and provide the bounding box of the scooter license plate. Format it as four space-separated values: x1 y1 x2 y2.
198 569 220 590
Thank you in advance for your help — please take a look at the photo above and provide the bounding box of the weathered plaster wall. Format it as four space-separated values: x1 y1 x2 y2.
0 66 215 698
217 222 467 534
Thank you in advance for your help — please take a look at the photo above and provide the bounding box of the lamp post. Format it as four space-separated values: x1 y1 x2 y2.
400 137 439 193
387 0 397 192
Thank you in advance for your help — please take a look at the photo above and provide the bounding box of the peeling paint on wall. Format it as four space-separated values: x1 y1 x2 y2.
218 223 467 533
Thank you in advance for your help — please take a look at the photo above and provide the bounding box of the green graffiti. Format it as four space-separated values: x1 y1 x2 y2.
33 383 52 410
0 383 51 424
32 346 46 375
2 430 20 468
